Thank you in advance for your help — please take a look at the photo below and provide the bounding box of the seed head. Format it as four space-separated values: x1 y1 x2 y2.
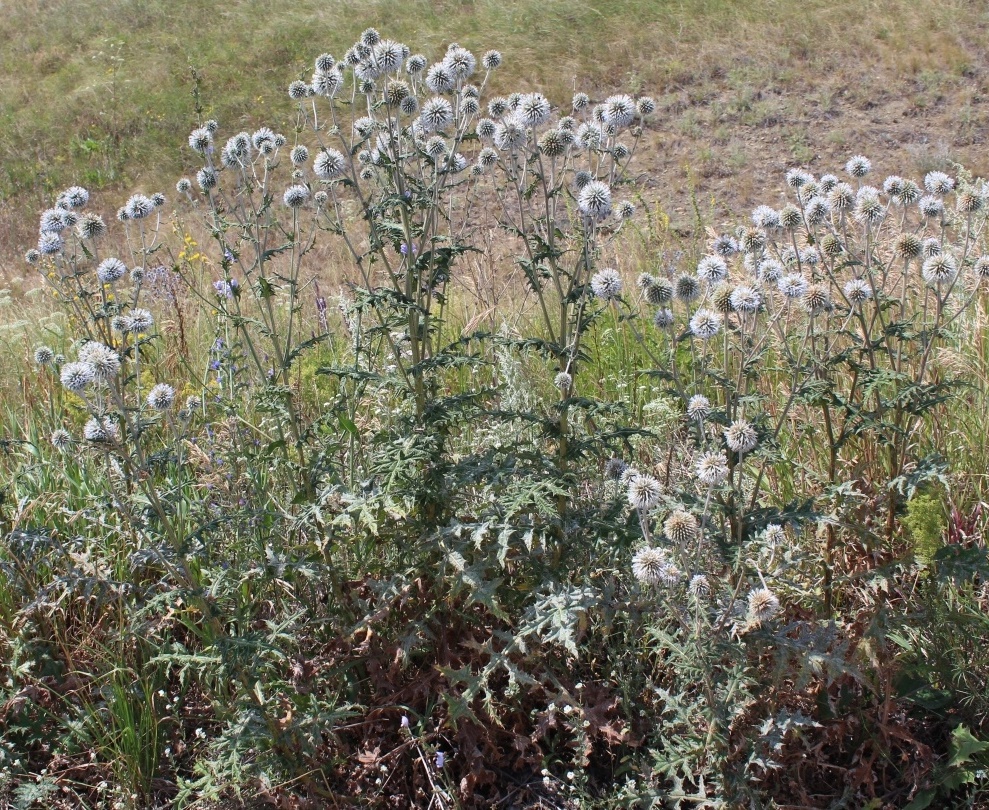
664 509 699 544
843 278 872 305
675 274 701 302
687 394 711 420
747 587 780 623
688 574 711 598
894 233 923 260
482 50 502 70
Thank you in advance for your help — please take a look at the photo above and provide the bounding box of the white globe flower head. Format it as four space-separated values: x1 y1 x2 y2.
590 268 623 301
578 180 612 219
97 258 127 283
147 383 176 411
695 451 729 486
60 361 95 393
627 473 662 510
696 255 728 284
314 149 346 179
724 419 758 454
603 94 636 129
631 546 672 585
686 394 711 420
747 587 781 623
689 309 723 340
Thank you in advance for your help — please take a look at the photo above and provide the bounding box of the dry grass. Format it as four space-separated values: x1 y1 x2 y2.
1 0 988 271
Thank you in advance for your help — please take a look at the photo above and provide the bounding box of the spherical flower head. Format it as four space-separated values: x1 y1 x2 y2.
643 276 673 305
482 49 502 70
38 209 66 234
473 118 497 141
689 309 723 340
399 95 420 116
852 190 885 225
724 418 758 454
777 273 809 299
372 39 405 73
785 168 813 189
627 473 662 510
60 361 95 392
688 574 711 598
515 93 550 127
79 342 120 380
730 285 761 313
591 268 623 301
576 122 604 150
695 451 729 486
147 382 176 411
883 175 905 197
636 96 656 117
176 177 193 194
922 252 958 286
712 234 739 257
404 53 427 75
197 167 218 192
203 118 219 135
525 126 558 157
845 155 871 178
483 97 505 118
476 147 498 170
828 182 855 212
747 587 780 623
670 275 697 303
712 284 735 314
130 267 144 283
740 227 767 253
603 94 635 129
779 203 803 231
290 145 310 166
578 180 612 219
420 96 454 132
75 212 107 241
117 207 129 222
252 127 277 153
313 148 346 180
752 205 781 230
973 256 989 281
819 233 843 258
56 185 89 209
95 257 125 283
803 284 833 315
631 546 672 585
425 135 448 159
896 179 921 204
126 308 154 333
758 258 785 283
763 523 786 547
188 127 213 153
924 171 955 195
572 91 590 112
604 457 628 481
554 371 572 391
572 170 593 191
283 184 310 208
818 173 839 193
614 200 635 221
957 188 986 214
444 46 476 79
34 346 56 366
84 415 118 444
50 428 72 451
312 70 342 98
923 238 942 259
288 79 311 100
696 255 728 284
314 51 336 72
125 194 154 220
425 63 455 94
653 308 675 328
664 509 698 544
686 394 711 420
803 196 831 226
843 278 872 305
38 232 64 255
24 249 40 264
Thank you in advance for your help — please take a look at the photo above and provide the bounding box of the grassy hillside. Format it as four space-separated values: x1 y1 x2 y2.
2 0 989 266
